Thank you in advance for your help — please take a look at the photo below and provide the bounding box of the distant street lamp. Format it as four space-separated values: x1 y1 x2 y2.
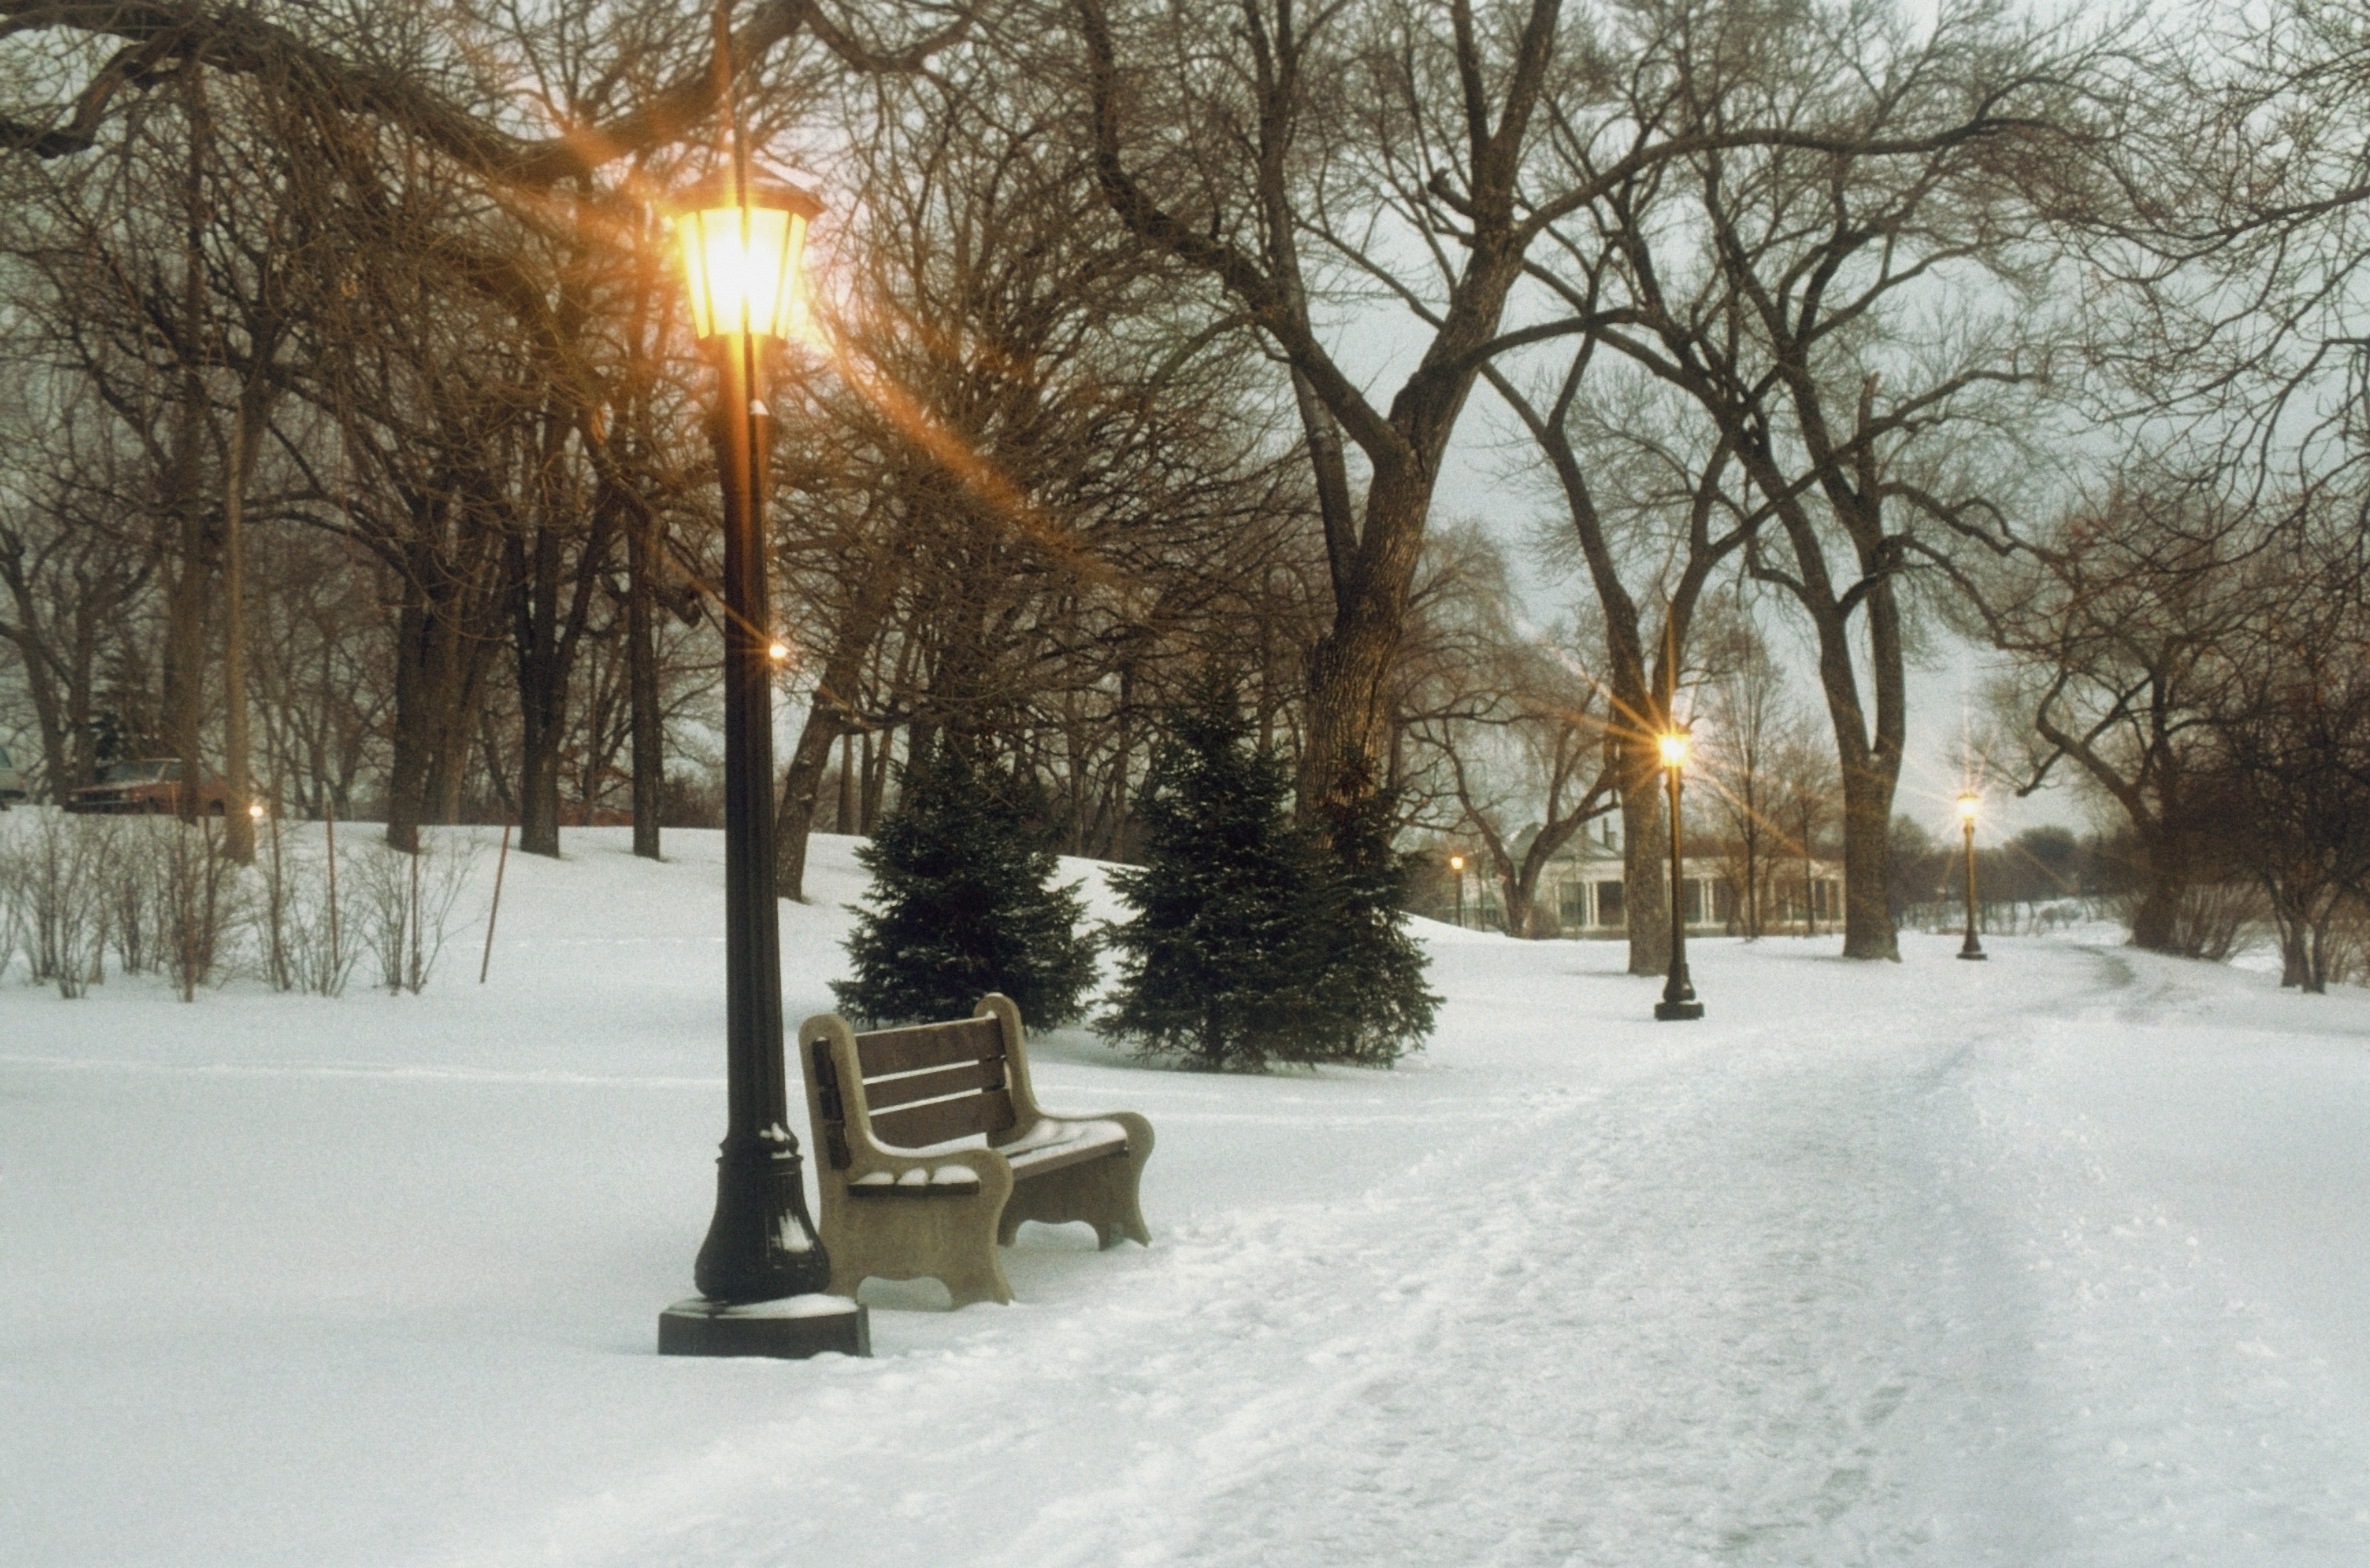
1957 792 1987 961
1448 852 1466 929
1655 730 1704 1021
655 159 865 1359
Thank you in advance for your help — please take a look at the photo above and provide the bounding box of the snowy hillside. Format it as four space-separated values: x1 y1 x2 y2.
4 826 2369 1566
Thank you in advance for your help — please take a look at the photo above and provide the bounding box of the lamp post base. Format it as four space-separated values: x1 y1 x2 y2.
659 1294 870 1359
1654 998 1705 1021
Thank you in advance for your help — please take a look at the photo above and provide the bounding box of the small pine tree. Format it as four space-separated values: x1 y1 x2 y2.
833 738 1097 1027
1307 780 1439 1065
1101 685 1332 1070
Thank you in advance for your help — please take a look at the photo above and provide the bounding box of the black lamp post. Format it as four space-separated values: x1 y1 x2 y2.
656 167 866 1359
1449 853 1466 929
1957 793 1987 961
1655 730 1704 1021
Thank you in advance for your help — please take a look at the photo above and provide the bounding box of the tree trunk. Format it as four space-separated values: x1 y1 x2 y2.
2126 826 2187 953
1295 463 1436 824
1836 741 1901 960
1620 745 1671 976
161 102 213 826
512 526 570 858
220 389 270 862
835 730 856 833
773 704 844 901
385 530 501 853
627 511 664 860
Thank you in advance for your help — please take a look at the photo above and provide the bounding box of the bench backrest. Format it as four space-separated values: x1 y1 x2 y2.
848 1015 1017 1150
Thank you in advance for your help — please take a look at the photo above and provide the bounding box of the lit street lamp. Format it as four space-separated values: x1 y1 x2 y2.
1448 852 1466 929
1957 792 1987 961
655 160 866 1359
1655 730 1704 1021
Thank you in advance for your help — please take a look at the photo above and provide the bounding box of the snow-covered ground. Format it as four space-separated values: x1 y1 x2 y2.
4 826 2369 1567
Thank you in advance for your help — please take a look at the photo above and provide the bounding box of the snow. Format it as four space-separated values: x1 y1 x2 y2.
4 825 2369 1566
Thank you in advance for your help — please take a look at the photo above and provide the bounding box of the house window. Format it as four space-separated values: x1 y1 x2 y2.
1683 879 1703 923
1596 880 1624 926
1560 883 1587 928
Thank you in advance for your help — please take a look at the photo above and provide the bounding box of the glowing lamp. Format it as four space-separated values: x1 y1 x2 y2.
1658 731 1689 768
1449 854 1465 872
767 640 790 663
672 175 822 343
1957 792 1979 823
247 802 265 820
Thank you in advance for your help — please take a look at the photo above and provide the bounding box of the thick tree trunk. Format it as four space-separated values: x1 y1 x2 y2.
386 532 501 853
772 705 843 902
0 556 73 797
859 729 884 832
1295 464 1436 822
1619 747 1671 976
2126 826 2187 953
1836 741 1901 960
512 527 571 858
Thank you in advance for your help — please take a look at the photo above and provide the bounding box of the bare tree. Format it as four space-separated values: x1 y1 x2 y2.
1399 525 1613 937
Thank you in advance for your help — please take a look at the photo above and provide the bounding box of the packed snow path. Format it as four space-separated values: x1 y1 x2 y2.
5 829 2369 1566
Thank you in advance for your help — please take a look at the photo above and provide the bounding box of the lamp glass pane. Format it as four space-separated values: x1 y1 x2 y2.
674 206 807 341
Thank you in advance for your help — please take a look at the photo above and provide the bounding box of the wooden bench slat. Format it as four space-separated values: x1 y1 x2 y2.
856 1017 1004 1079
870 1087 1016 1150
1004 1138 1129 1179
865 1056 1004 1112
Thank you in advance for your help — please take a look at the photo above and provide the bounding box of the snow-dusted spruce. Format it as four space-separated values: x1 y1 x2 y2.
1102 685 1436 1070
833 739 1096 1028
1310 777 1439 1065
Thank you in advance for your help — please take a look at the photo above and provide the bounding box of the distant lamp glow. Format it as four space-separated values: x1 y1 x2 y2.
767 640 790 663
1658 731 1689 768
1448 853 1464 871
672 175 822 343
1957 791 1979 823
247 802 265 821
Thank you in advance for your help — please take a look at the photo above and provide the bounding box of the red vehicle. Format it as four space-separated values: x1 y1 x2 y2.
64 759 234 817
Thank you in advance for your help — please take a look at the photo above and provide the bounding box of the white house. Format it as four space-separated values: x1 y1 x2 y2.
1446 819 1846 939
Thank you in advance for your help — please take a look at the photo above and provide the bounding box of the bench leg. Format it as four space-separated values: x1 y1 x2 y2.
1000 1114 1155 1250
822 1190 1015 1307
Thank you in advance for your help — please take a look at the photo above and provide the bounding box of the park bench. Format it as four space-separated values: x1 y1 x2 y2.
796 993 1153 1307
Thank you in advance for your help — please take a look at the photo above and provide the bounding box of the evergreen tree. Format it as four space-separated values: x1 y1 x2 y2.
1308 778 1440 1065
1103 684 1434 1069
1101 688 1326 1069
833 739 1097 1027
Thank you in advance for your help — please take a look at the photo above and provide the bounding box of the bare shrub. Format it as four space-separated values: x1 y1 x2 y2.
161 816 243 1002
2315 899 2370 989
2166 880 2265 964
353 833 481 995
0 819 25 984
101 817 173 976
277 827 359 996
20 811 108 998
